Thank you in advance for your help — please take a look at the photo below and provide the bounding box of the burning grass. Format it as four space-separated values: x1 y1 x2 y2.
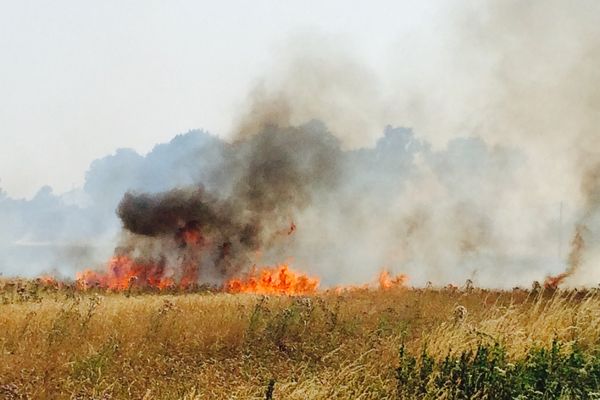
1 280 600 399
226 264 319 295
74 255 323 295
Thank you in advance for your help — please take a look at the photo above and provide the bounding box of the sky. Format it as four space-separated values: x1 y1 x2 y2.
0 1 443 199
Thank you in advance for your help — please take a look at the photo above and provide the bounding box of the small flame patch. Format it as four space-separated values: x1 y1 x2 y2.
378 269 408 289
226 264 319 295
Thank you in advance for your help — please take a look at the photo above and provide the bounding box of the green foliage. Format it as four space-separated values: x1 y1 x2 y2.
396 340 600 399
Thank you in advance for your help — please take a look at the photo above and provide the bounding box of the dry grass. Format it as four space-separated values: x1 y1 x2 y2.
1 280 599 399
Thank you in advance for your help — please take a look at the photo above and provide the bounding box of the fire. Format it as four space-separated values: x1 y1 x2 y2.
544 272 568 290
544 226 587 290
76 255 175 291
226 264 319 295
179 263 200 289
330 284 369 294
181 229 203 246
73 255 408 295
378 270 408 289
37 275 61 288
328 270 407 294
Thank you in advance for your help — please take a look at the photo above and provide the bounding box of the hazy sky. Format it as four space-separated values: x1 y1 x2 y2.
0 1 443 198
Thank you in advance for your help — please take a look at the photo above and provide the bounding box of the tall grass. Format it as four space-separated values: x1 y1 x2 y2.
1 279 599 399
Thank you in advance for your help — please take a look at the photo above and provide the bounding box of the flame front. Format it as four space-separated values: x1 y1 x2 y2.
76 256 175 291
226 264 319 295
74 255 408 295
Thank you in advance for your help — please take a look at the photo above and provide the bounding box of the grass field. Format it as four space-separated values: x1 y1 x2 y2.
2 280 600 399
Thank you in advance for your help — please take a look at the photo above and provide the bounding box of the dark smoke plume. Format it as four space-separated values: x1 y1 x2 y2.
112 124 341 282
118 189 224 237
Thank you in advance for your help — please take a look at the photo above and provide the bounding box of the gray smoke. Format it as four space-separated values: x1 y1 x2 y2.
2 0 599 287
111 124 341 283
0 124 561 288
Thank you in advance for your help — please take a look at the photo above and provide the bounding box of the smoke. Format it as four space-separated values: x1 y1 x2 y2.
563 163 600 286
2 0 600 288
227 0 600 288
233 34 385 149
469 0 600 286
226 0 600 287
110 125 341 283
308 0 600 286
1 124 539 287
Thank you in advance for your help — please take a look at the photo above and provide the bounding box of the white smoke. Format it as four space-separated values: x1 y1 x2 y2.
0 125 572 288
2 0 598 287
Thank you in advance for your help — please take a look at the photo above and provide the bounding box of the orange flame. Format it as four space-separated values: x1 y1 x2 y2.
181 229 203 246
378 270 408 289
73 255 409 295
226 264 319 295
329 284 369 294
37 275 61 288
544 272 568 290
76 255 175 291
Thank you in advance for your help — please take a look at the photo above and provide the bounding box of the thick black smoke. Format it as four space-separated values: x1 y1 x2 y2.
112 124 341 280
118 189 226 238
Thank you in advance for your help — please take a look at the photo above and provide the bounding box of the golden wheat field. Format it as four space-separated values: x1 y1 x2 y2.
2 280 599 400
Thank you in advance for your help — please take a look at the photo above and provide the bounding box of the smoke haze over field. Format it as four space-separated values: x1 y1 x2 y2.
1 0 599 287
0 125 572 287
